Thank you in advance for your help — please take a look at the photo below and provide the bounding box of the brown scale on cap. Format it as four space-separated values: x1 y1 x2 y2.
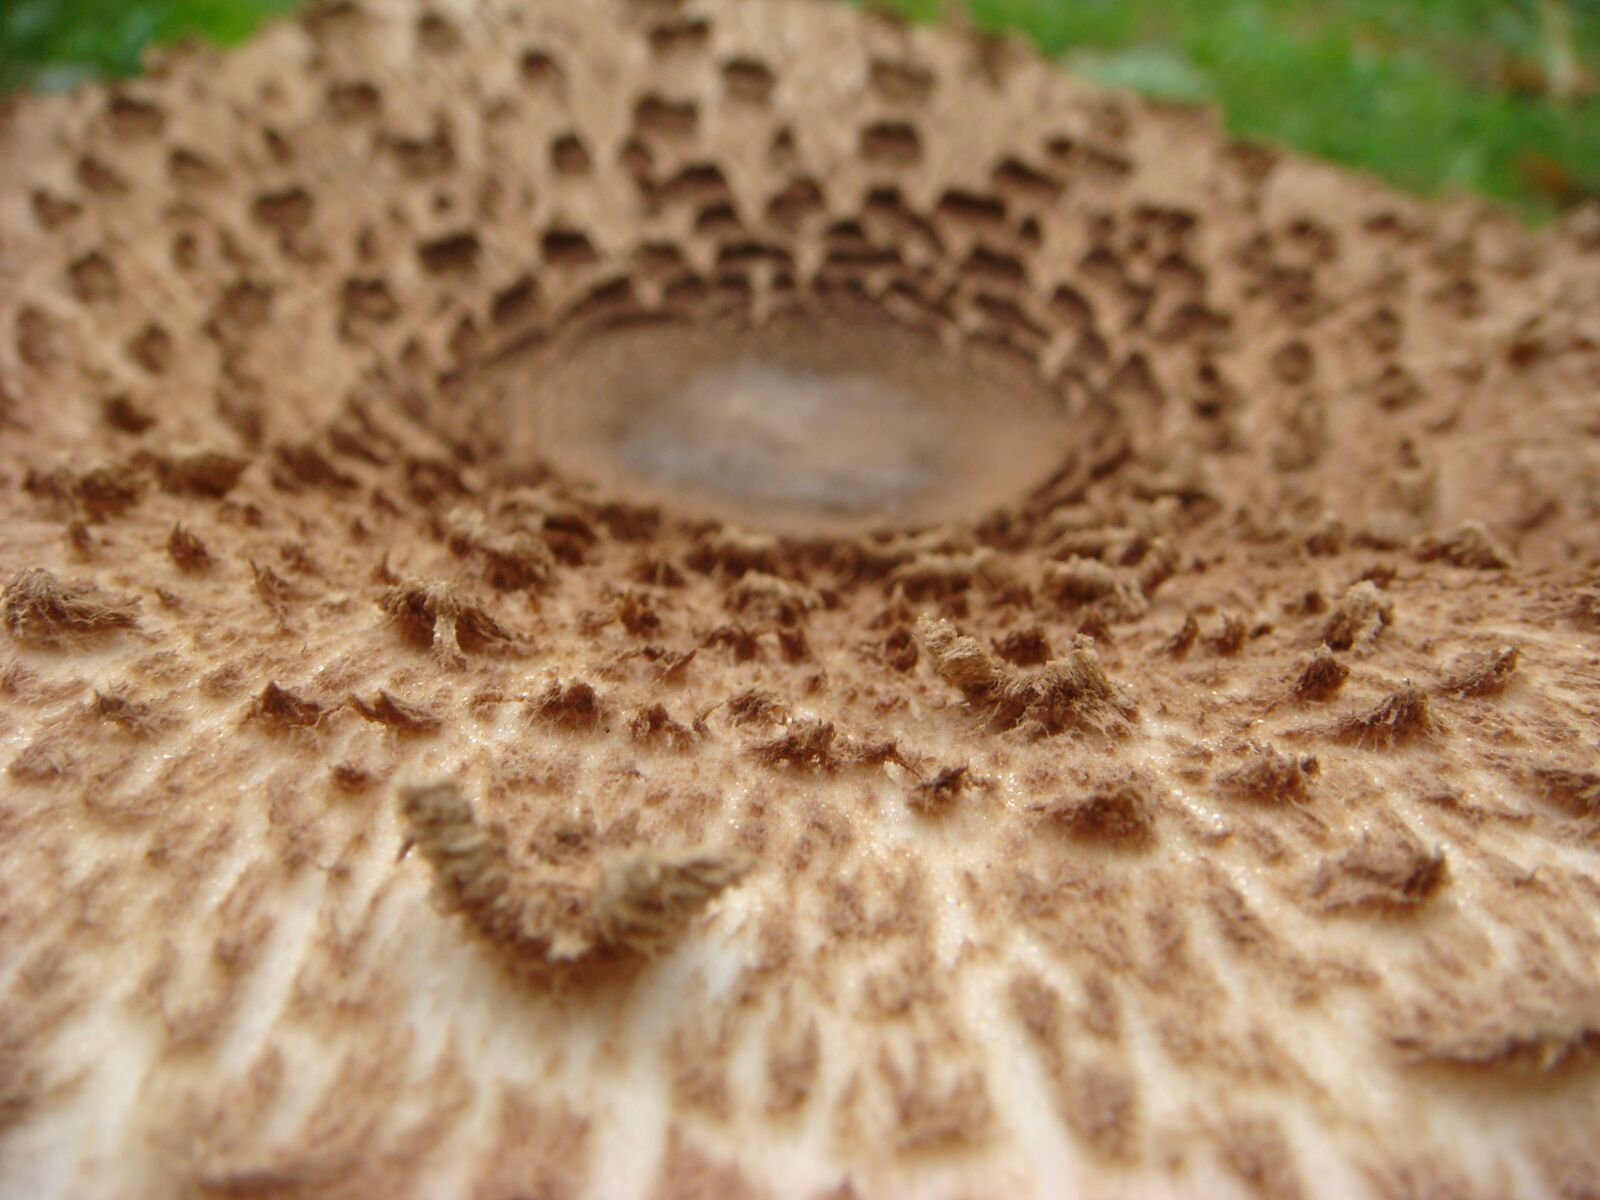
1 567 143 645
917 614 1135 736
3 1 1600 1196
399 782 750 980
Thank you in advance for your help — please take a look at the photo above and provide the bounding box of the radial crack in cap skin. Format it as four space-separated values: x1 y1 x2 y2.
2 2 1600 1198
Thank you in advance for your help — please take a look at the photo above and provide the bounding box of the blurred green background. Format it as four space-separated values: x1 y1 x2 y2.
2 0 1596 219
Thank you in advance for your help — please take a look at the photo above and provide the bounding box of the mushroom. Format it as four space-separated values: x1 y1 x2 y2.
3 1 1600 1196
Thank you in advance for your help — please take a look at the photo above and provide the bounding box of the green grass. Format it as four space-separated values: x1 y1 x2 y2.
3 0 1597 219
872 0 1600 218
0 0 297 92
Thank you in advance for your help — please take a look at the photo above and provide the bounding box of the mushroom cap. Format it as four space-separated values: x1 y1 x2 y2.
3 2 1600 1197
